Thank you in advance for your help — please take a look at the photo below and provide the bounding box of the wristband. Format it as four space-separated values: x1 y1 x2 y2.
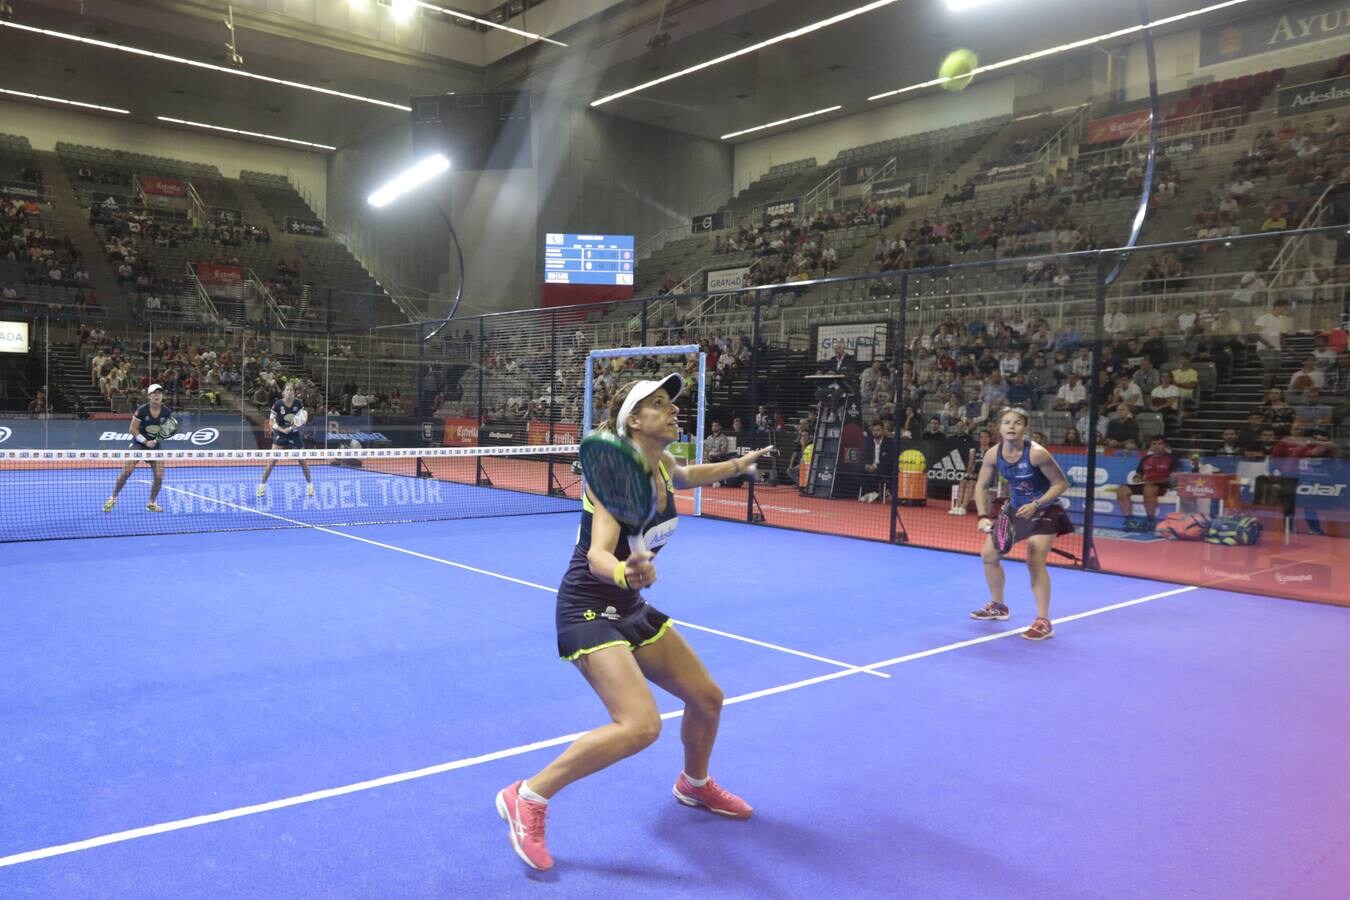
135 434 147 445
612 561 629 589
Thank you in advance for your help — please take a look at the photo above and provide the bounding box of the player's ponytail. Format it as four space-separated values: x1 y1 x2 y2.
599 381 640 433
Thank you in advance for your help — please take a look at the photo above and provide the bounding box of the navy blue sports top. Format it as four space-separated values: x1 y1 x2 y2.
559 459 678 608
996 440 1051 507
131 403 174 449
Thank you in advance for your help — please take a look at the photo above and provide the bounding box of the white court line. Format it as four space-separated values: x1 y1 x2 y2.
0 579 1201 869
149 482 888 678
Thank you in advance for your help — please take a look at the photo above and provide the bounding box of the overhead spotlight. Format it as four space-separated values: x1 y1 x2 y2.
646 1 675 49
223 4 244 68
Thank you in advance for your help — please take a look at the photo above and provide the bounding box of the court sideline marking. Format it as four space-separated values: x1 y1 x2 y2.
0 582 1200 869
146 481 890 679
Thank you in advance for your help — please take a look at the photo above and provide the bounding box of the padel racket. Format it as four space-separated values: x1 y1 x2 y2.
579 430 657 554
992 504 1029 555
293 408 309 428
991 501 1076 561
154 416 178 446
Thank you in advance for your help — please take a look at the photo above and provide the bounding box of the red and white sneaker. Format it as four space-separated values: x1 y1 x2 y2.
673 773 753 819
495 780 553 870
969 601 1010 621
1022 617 1054 641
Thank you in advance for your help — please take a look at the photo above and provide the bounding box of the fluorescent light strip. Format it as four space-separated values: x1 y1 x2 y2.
593 0 901 107
156 117 336 151
722 105 843 140
415 1 567 47
0 21 411 112
869 0 1254 101
0 87 129 114
368 154 451 208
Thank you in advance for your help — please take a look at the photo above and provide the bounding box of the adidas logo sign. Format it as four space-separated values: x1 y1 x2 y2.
928 449 966 482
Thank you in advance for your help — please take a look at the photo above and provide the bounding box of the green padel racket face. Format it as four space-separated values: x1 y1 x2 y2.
156 417 178 443
579 431 655 529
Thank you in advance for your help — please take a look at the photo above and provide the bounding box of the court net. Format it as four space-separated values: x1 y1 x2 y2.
0 445 581 543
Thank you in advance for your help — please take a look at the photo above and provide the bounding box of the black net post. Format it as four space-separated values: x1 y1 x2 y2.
746 293 762 524
476 316 486 486
547 309 558 495
890 272 909 544
1081 251 1109 571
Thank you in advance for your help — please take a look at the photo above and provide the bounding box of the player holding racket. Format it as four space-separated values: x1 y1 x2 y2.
103 383 175 513
969 407 1072 641
257 382 314 497
496 374 773 871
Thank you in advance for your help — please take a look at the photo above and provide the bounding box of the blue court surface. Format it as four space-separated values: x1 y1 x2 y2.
3 506 1348 898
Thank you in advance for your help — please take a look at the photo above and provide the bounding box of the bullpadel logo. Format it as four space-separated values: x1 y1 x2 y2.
0 426 11 444
190 428 219 446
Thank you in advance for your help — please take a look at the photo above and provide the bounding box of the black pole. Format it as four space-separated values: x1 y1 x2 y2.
548 310 558 495
1081 252 1108 571
476 317 486 487
890 273 909 543
746 295 761 524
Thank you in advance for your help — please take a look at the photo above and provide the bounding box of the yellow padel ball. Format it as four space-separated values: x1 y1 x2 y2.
899 449 927 472
939 48 979 92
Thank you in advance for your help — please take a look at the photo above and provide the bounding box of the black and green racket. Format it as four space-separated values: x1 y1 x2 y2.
579 430 657 554
154 416 178 446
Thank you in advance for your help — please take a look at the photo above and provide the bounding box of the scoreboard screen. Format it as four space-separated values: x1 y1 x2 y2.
543 233 634 286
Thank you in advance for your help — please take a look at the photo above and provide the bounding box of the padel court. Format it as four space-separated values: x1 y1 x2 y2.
3 464 1347 898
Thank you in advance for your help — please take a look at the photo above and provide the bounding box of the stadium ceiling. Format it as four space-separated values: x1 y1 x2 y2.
0 0 1302 152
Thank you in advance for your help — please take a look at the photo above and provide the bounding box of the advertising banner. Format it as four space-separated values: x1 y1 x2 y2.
0 414 253 449
315 415 388 446
285 217 327 237
815 322 888 362
1085 109 1151 144
1277 76 1350 117
527 420 580 446
706 266 751 293
763 198 800 218
1 182 44 201
691 211 726 233
444 417 479 446
871 177 914 198
1201 1 1350 66
138 176 186 198
478 419 528 447
195 264 245 287
0 320 29 353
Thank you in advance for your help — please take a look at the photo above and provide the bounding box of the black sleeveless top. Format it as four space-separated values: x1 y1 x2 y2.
558 460 678 610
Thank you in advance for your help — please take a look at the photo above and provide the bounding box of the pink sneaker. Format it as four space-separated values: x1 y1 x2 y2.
673 773 753 819
495 781 553 870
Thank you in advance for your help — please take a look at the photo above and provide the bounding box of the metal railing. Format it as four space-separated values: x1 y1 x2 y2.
183 262 222 324
802 168 842 217
1265 181 1341 287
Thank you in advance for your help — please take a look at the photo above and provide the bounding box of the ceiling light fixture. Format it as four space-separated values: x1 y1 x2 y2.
722 105 843 140
870 0 1254 102
0 20 412 111
414 1 567 47
156 116 336 151
367 154 451 208
0 86 129 114
593 0 901 107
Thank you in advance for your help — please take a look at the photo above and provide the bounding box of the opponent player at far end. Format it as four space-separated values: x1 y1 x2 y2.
496 374 774 872
257 381 313 498
970 407 1072 641
104 384 175 513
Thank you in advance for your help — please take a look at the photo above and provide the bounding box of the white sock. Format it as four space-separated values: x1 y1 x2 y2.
519 780 548 804
682 772 709 787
